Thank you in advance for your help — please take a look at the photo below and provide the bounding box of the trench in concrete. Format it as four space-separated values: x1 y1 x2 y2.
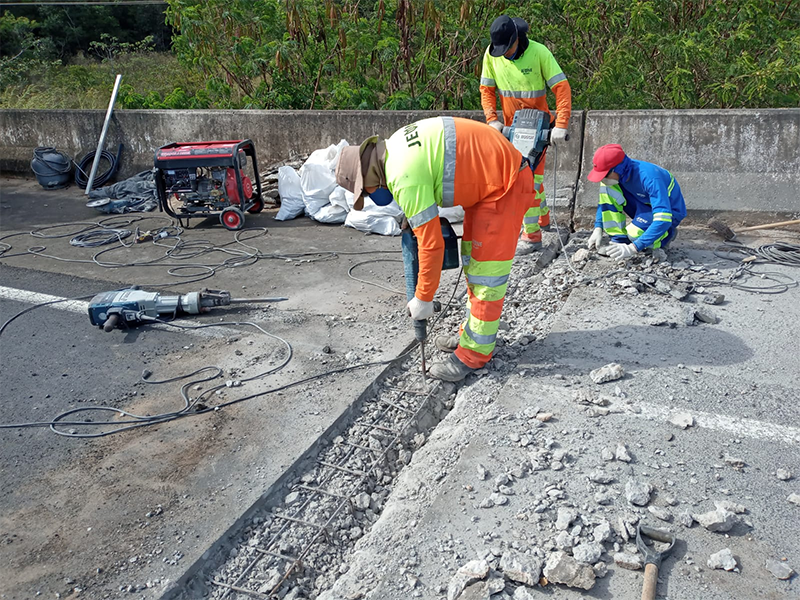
160 343 457 600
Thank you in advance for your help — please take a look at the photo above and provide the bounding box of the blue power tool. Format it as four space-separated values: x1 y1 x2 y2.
88 288 287 332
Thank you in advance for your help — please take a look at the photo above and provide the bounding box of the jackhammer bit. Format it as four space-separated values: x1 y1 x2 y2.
402 229 429 387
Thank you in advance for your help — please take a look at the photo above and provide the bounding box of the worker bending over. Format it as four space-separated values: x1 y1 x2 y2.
335 117 535 382
480 15 572 255
587 144 687 261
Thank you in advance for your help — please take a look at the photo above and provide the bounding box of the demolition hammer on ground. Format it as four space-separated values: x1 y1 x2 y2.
88 288 287 331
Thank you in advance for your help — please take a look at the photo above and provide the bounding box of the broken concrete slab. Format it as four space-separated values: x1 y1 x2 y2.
498 550 542 586
572 542 603 565
694 508 739 532
542 551 595 590
589 362 625 384
448 560 490 600
625 479 653 506
708 548 738 571
614 552 643 570
669 412 694 429
765 559 795 580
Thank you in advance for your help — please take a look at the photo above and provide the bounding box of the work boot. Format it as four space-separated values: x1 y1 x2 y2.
434 335 459 353
429 354 476 382
515 239 542 256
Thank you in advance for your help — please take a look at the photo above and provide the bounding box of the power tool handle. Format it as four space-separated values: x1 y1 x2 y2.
103 313 120 332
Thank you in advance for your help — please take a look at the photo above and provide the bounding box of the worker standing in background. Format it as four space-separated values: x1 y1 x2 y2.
480 15 572 256
586 143 687 261
335 117 535 382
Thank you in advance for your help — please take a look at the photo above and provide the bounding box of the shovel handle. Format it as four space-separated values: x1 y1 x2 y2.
641 563 658 600
737 219 800 232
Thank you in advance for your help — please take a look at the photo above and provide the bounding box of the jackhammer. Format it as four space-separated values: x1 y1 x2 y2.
88 288 287 332
401 217 460 383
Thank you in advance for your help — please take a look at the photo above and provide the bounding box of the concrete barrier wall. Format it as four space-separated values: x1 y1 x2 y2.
0 109 492 178
1 108 797 219
577 109 800 220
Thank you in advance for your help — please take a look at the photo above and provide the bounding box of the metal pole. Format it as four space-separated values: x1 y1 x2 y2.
85 73 122 195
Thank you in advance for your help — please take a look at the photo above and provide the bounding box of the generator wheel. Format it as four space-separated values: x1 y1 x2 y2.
247 197 264 214
220 207 245 231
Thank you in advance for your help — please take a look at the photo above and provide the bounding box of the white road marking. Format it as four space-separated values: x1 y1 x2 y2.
0 285 237 339
629 400 800 446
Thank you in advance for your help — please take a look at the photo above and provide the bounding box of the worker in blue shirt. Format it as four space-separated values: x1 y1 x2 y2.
586 144 686 261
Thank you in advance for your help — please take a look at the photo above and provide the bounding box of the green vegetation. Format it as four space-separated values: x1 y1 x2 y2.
1 1 798 110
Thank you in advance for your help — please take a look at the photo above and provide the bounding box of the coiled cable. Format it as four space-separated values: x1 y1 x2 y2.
74 144 122 189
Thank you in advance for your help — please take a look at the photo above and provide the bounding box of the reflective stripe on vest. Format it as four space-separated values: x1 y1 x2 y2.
497 88 546 99
408 203 439 229
442 116 456 207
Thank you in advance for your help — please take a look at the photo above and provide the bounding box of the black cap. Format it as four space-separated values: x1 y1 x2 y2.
489 16 528 57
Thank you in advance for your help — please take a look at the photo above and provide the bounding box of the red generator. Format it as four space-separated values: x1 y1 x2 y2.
154 140 264 230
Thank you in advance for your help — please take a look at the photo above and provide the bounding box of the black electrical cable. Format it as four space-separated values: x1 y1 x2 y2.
0 268 466 438
74 144 122 189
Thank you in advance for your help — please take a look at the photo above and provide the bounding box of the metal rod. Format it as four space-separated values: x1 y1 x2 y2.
229 297 289 303
85 73 122 195
352 422 398 434
383 386 429 396
256 548 300 562
420 340 427 389
297 484 348 499
380 398 414 414
272 514 326 529
317 460 367 477
211 580 269 599
343 441 378 454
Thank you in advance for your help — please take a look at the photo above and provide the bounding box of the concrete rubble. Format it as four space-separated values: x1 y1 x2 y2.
498 550 541 586
694 507 739 532
765 559 795 580
708 548 738 571
589 362 625 384
613 552 644 570
625 479 653 506
447 560 490 600
542 551 596 590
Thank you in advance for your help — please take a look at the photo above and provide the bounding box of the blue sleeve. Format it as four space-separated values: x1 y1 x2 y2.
633 171 673 250
594 202 603 229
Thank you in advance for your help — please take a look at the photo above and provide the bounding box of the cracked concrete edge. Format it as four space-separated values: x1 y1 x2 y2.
317 377 509 600
159 340 420 600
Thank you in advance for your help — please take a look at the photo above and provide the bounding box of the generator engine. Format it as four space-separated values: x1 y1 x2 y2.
154 140 264 230
162 165 253 210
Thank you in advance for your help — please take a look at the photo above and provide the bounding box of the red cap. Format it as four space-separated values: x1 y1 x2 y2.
587 144 626 182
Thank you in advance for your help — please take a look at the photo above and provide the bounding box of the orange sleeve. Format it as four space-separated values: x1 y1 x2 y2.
551 80 572 129
412 218 444 302
480 85 500 123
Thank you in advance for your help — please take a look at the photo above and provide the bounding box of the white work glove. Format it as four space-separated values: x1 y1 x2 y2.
607 243 639 262
407 297 435 320
551 127 568 144
587 227 604 251
488 120 504 132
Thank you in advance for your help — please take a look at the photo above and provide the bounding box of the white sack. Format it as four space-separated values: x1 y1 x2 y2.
300 140 349 216
312 203 348 224
345 211 401 236
274 166 305 221
329 186 351 210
